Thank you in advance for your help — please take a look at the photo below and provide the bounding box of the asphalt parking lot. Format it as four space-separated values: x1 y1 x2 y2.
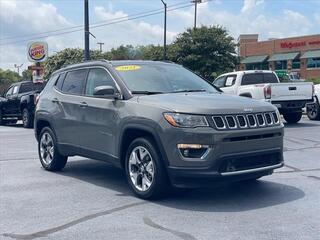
1 117 319 240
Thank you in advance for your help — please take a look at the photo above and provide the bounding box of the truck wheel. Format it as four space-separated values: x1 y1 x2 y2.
306 102 320 120
22 108 34 128
125 137 169 199
0 111 4 125
38 127 68 171
283 112 302 124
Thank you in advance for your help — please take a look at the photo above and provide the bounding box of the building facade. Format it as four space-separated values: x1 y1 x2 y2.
238 34 320 79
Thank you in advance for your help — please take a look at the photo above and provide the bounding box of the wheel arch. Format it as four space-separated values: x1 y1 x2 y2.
118 124 169 170
35 119 53 141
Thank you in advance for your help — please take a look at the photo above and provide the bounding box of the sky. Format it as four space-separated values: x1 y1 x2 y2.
0 0 319 72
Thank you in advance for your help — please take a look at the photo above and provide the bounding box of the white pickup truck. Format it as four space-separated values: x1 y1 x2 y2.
213 70 314 123
306 84 320 120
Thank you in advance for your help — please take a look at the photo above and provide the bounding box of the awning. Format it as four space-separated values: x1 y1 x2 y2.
241 55 268 64
300 50 320 59
268 52 299 62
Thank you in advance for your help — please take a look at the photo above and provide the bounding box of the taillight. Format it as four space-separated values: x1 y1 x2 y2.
264 85 271 99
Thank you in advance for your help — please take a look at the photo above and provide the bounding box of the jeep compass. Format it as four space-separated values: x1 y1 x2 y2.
35 60 284 199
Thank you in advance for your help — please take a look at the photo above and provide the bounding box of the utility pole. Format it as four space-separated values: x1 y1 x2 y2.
14 64 23 76
192 0 201 29
97 42 104 52
84 0 90 60
161 0 167 60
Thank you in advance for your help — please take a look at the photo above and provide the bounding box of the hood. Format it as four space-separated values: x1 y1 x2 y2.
137 92 276 115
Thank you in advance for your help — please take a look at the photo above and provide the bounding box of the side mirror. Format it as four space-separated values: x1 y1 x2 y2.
93 85 119 99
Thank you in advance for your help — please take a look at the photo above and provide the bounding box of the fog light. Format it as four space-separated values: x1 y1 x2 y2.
177 144 210 158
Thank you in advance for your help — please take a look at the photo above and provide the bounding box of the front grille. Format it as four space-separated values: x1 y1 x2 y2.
219 152 282 173
212 111 280 130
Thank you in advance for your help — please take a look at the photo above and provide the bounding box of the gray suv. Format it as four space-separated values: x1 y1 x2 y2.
35 60 284 199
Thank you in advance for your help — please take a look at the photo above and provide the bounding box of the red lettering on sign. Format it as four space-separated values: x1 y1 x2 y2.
280 41 306 49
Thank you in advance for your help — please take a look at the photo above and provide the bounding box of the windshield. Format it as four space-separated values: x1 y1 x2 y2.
114 63 218 94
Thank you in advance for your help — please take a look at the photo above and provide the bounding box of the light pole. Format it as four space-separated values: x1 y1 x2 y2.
14 63 23 75
97 42 104 52
161 0 167 60
192 0 201 29
84 0 90 60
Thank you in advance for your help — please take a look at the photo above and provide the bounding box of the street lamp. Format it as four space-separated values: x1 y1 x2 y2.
161 0 167 60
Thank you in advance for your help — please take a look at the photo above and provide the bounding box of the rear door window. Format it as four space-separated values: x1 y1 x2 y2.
19 83 33 93
61 69 87 95
55 73 65 91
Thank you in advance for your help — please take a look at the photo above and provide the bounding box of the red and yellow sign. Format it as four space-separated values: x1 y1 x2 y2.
27 42 48 62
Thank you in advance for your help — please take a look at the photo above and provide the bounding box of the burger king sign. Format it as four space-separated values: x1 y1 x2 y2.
27 41 48 62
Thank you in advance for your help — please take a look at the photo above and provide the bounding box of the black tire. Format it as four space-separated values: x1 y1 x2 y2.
0 110 5 126
22 108 34 128
306 101 320 120
38 127 68 171
283 112 302 124
125 137 169 199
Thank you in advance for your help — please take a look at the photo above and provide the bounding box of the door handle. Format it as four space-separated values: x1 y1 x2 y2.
79 102 88 108
52 98 59 103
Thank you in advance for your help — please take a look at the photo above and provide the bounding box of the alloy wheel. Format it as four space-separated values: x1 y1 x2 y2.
40 132 55 165
128 146 155 192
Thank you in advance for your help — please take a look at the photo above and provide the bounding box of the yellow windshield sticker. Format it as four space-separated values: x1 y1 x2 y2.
115 65 141 71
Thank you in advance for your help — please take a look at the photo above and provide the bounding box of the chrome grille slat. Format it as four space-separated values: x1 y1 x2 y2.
212 111 280 130
236 115 247 128
225 116 237 129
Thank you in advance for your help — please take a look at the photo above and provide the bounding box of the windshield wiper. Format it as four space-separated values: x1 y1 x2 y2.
131 91 164 95
171 89 207 93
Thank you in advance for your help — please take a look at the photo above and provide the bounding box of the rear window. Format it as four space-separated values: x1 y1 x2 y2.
242 73 278 85
61 70 87 95
19 82 45 93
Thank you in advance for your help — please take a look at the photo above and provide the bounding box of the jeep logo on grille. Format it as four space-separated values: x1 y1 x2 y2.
244 108 253 112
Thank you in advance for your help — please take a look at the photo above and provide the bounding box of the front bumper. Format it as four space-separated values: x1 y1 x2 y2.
167 148 283 188
159 124 284 188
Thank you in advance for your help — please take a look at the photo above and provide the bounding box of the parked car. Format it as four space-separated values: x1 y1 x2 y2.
306 84 320 120
0 81 45 128
213 70 314 124
35 61 284 199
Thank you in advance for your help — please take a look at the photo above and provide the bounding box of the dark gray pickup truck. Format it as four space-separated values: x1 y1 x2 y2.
35 60 284 199
0 81 45 128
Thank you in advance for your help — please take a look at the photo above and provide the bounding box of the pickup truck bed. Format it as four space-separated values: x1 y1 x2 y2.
213 70 314 123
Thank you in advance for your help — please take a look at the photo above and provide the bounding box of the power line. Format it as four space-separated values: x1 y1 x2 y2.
0 0 212 46
0 0 191 42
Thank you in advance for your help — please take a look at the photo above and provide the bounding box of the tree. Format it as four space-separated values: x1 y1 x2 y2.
22 69 33 81
44 48 111 79
0 68 21 95
170 26 237 81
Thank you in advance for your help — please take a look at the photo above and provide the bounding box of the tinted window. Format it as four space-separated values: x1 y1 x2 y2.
242 73 278 85
85 68 116 96
55 73 65 90
61 70 87 94
19 83 33 93
115 64 217 93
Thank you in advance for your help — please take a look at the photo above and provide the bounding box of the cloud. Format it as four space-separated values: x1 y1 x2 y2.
241 0 264 13
0 0 75 71
92 6 177 49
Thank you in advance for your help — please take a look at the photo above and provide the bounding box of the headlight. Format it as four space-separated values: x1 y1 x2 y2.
163 113 209 128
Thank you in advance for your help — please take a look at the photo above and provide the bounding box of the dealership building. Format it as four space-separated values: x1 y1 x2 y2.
238 34 320 79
